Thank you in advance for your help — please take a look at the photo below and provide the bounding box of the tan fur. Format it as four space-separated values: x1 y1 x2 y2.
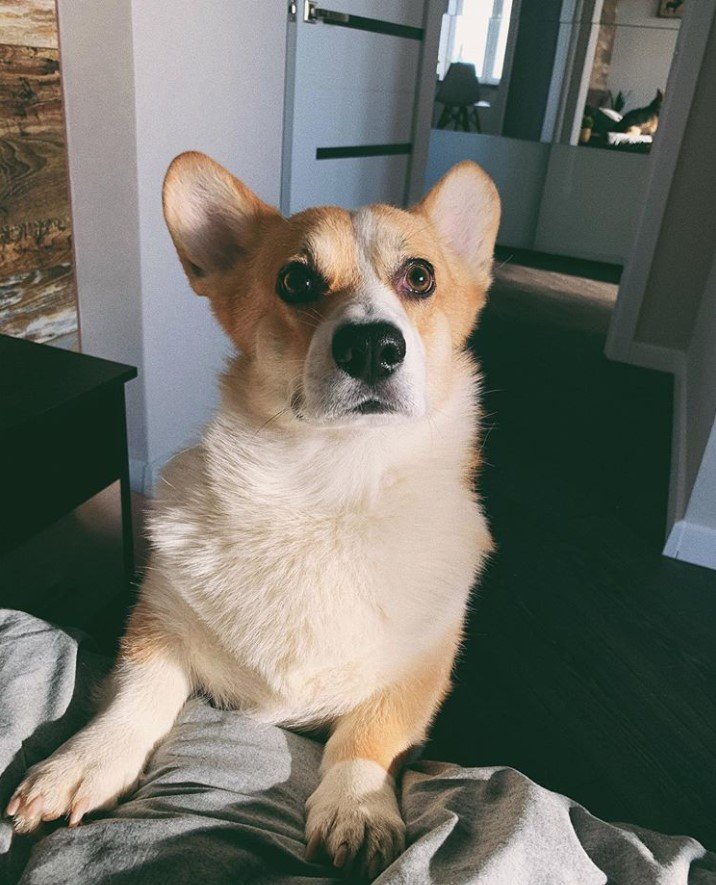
324 625 462 772
121 597 178 667
626 116 659 136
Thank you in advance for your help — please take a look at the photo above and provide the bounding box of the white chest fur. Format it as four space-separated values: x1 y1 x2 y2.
148 371 490 728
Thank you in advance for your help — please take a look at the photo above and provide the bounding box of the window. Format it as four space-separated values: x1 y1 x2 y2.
437 0 514 85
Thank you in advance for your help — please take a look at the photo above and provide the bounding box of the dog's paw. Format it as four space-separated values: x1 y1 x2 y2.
6 736 142 834
305 759 406 879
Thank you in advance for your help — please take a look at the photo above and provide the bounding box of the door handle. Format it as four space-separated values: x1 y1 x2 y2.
304 2 349 24
302 2 423 39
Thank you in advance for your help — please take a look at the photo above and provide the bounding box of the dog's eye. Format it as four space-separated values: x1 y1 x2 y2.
276 262 324 304
399 259 435 298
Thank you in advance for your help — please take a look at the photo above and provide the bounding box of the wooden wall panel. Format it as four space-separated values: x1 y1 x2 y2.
0 0 59 49
0 0 78 345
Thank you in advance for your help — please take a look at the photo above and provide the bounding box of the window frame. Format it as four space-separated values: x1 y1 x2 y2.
439 0 513 86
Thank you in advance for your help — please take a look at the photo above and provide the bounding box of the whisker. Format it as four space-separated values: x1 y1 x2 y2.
479 422 497 453
294 316 320 331
254 406 290 435
302 307 324 324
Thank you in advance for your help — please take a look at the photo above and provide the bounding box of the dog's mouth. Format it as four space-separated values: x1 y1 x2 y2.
290 387 405 424
352 398 395 415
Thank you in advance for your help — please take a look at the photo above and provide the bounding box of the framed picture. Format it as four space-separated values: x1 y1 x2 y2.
657 0 684 17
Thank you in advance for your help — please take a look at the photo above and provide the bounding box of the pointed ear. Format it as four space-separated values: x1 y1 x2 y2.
162 151 279 296
417 161 500 281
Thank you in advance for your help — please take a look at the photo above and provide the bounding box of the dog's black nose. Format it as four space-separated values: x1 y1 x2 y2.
332 322 406 385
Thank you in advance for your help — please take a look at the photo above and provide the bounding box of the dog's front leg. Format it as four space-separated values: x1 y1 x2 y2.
7 615 191 834
305 629 460 878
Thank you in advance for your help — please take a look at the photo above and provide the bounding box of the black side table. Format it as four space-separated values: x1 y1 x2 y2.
0 334 138 602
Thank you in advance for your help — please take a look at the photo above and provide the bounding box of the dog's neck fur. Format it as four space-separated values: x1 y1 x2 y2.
206 351 480 509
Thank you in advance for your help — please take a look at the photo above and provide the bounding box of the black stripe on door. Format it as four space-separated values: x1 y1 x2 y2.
316 143 412 160
312 9 423 41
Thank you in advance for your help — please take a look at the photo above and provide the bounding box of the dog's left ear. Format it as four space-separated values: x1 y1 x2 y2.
416 161 500 281
163 151 280 297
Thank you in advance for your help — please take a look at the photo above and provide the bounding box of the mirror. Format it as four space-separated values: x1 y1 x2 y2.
426 0 686 267
433 0 682 154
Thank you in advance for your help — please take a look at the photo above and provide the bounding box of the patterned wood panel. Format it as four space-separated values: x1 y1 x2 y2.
0 0 78 345
0 0 58 49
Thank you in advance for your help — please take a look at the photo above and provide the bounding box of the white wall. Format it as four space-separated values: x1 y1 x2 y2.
664 255 716 569
130 1 287 487
57 0 146 467
425 129 648 263
59 1 287 492
607 0 680 110
425 130 550 248
534 144 649 263
606 2 716 569
683 256 716 505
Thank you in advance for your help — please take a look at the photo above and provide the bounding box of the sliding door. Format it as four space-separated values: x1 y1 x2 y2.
282 0 428 214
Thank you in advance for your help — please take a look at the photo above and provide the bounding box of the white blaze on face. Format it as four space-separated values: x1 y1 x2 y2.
301 208 428 424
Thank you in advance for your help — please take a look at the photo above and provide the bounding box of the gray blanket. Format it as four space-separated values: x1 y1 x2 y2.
0 610 713 884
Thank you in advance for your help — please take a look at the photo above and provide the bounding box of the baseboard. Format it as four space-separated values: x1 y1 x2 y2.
666 364 688 531
622 342 681 375
664 520 716 571
144 457 170 498
129 457 166 497
129 441 200 497
129 459 148 495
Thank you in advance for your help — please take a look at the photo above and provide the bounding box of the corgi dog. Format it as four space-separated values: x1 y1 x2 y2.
8 153 500 877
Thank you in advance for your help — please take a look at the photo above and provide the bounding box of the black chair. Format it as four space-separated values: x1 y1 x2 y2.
436 62 489 133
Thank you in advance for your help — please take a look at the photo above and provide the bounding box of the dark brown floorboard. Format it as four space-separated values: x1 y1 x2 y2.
494 245 623 284
427 296 716 849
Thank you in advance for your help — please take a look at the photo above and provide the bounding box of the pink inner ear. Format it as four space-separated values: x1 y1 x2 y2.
433 178 493 269
183 208 247 274
164 152 275 278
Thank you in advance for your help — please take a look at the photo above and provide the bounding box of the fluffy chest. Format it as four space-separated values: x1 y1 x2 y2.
152 405 489 722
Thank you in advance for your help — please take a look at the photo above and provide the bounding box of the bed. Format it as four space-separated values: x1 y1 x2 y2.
1 609 713 884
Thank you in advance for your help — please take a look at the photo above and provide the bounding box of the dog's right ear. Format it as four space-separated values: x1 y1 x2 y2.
416 160 500 283
163 151 280 297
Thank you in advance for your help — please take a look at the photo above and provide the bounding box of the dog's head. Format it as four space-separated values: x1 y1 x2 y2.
163 153 500 427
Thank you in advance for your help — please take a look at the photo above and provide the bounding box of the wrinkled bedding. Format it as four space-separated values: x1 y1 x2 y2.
1 609 713 884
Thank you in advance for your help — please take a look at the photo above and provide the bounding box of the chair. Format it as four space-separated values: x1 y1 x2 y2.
436 62 489 133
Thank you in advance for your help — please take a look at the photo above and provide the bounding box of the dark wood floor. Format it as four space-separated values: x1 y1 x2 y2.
494 245 623 284
428 289 716 849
